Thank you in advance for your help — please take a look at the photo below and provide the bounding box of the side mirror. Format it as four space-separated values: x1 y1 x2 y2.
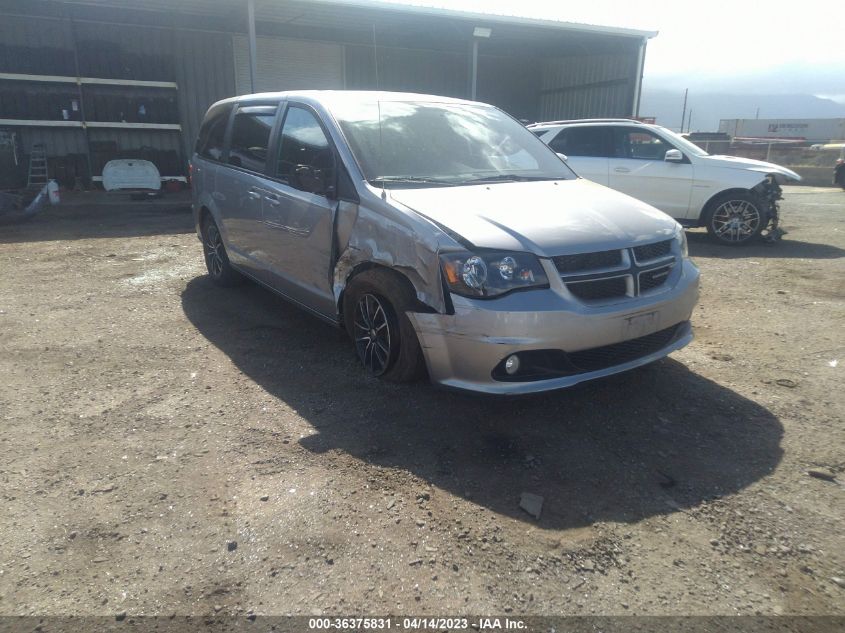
556 152 569 162
292 165 331 196
664 149 684 163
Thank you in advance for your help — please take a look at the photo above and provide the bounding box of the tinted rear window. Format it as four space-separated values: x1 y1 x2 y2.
227 105 278 174
195 104 231 161
550 127 612 157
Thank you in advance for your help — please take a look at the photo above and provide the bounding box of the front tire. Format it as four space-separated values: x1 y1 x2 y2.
202 217 241 286
343 269 426 383
704 192 766 246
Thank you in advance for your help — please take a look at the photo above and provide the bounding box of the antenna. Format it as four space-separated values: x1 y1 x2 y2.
372 24 380 90
372 24 385 199
377 98 386 200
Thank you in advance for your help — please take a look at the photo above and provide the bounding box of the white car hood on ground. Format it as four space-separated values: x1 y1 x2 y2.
102 159 162 191
702 155 801 181
388 178 679 256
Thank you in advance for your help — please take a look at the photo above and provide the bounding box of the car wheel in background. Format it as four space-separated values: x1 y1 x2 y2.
202 217 241 286
705 192 766 246
343 269 427 383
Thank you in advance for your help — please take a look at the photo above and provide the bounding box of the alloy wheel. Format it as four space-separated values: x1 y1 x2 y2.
711 200 761 243
205 223 225 277
353 293 392 376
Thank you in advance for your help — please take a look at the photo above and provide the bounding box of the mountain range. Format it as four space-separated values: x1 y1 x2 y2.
639 89 845 133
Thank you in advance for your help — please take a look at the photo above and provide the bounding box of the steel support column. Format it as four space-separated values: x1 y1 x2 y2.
247 0 258 93
632 37 647 117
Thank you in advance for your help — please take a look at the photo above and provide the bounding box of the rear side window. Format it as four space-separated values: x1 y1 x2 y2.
550 127 612 157
195 104 231 161
227 105 278 173
614 127 673 160
275 106 335 191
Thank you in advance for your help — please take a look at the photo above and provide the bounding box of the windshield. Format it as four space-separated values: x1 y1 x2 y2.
657 126 710 157
330 100 577 187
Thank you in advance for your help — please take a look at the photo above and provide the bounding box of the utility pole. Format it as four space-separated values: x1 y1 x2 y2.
680 88 688 133
687 110 693 133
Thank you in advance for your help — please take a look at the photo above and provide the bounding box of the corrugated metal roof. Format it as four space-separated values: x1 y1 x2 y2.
61 0 657 40
308 0 658 39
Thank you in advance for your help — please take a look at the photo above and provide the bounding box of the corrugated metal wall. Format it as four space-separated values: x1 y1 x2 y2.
477 54 540 121
16 128 87 155
0 13 75 57
171 29 236 158
232 35 343 95
539 53 637 120
345 44 467 99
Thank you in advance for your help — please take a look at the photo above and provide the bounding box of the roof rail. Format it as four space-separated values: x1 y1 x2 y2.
528 118 644 127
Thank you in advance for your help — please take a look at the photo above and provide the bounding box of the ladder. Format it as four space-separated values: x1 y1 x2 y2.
27 144 48 190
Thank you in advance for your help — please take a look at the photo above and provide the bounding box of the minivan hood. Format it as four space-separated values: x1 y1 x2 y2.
387 178 678 256
702 154 801 181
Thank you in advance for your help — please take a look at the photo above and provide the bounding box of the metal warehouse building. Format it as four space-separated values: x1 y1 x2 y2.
0 0 655 189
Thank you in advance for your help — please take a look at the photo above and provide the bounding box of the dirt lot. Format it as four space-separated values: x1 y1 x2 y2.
1 186 843 619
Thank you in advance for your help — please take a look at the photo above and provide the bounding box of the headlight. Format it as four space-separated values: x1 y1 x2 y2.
674 225 688 258
440 250 549 298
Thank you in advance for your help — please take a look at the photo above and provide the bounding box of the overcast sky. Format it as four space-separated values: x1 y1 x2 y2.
381 0 845 102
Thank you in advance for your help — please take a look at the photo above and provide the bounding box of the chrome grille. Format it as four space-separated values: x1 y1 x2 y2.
556 241 677 302
553 249 622 273
639 264 674 292
633 240 672 262
566 276 627 301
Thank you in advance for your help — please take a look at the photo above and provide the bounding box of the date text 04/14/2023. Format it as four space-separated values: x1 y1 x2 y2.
307 617 528 630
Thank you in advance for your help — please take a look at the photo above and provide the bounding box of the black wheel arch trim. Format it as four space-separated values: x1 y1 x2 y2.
338 263 438 325
698 186 766 227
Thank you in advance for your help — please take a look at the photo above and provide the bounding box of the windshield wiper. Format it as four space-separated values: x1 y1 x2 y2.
369 176 459 187
459 174 557 184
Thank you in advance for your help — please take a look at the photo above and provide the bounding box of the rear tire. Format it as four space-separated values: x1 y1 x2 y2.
343 269 427 383
704 192 766 246
202 217 241 286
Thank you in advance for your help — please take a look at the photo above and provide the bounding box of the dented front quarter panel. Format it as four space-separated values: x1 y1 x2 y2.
331 186 454 315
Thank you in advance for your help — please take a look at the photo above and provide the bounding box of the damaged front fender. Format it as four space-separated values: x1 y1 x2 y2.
753 175 786 242
332 196 450 315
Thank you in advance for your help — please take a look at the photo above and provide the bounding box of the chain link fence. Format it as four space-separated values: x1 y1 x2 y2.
689 136 843 186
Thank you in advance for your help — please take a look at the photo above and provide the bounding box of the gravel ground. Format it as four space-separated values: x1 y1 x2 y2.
0 186 843 618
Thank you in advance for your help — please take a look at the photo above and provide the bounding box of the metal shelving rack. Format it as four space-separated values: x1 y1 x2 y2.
0 72 178 90
0 72 183 183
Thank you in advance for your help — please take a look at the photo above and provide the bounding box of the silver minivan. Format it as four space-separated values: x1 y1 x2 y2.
191 91 700 394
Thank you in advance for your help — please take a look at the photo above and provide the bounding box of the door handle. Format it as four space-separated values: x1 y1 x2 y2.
247 190 261 200
614 167 631 173
264 194 281 206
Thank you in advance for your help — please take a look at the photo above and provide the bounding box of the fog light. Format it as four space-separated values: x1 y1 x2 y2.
505 354 520 375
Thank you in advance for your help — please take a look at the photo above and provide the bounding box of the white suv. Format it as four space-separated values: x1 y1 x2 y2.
529 119 801 245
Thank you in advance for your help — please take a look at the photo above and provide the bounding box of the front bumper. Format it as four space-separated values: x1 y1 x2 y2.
408 258 700 395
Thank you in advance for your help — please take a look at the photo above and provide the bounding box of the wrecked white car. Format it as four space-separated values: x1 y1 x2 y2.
530 119 802 245
192 92 699 394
